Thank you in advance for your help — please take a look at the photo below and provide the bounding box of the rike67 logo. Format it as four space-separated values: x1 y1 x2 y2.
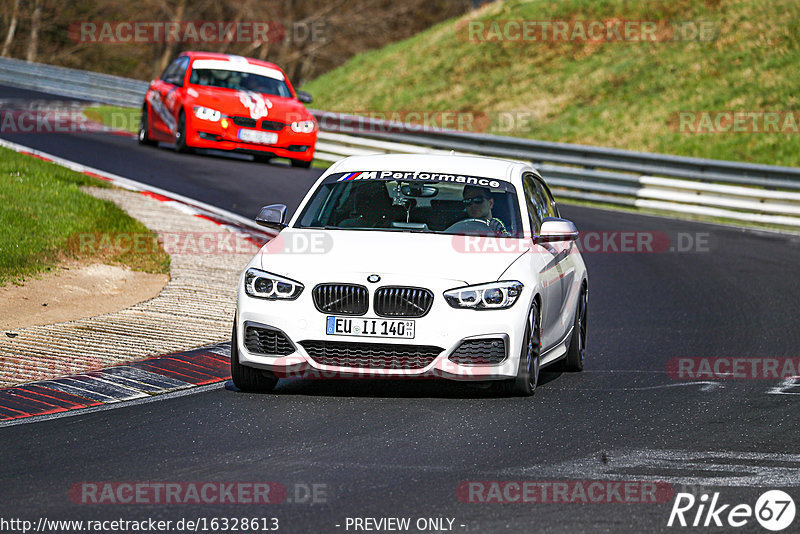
668 490 796 531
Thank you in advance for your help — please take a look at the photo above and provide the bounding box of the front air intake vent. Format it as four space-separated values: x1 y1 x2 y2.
300 340 443 370
244 325 295 356
448 338 507 365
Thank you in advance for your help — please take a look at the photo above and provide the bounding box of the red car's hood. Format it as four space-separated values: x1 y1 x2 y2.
187 86 311 122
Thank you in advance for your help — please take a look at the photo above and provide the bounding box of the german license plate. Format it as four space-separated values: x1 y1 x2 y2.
326 316 415 339
238 128 278 145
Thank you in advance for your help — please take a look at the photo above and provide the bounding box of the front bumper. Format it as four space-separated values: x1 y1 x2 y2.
235 274 529 382
187 117 317 161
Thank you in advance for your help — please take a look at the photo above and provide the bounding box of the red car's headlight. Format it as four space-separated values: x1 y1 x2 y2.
193 106 223 122
290 120 316 133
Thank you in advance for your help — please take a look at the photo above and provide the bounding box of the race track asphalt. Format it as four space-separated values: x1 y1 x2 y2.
1 85 799 533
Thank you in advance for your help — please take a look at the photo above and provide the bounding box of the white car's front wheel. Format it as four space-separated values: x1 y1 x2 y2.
556 284 587 372
493 301 540 397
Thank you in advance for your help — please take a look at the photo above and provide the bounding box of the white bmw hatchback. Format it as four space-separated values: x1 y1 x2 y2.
232 154 588 396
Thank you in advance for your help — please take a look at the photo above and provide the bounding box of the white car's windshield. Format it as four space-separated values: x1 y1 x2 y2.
296 171 523 237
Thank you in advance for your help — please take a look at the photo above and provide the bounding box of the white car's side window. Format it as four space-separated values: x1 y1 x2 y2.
522 173 545 233
533 178 556 219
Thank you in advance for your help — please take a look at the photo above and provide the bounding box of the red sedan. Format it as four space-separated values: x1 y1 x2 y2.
138 51 317 168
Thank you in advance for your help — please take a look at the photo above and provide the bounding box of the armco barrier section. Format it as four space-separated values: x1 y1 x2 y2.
1 57 798 226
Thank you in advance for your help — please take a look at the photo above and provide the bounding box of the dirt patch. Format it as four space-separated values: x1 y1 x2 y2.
0 262 169 331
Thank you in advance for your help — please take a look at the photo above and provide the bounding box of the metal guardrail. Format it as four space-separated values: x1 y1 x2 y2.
311 111 800 191
1 57 799 227
311 128 800 227
0 56 147 108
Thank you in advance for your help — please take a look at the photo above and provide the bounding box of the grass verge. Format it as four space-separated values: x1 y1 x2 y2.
0 146 170 286
83 105 139 134
302 0 800 168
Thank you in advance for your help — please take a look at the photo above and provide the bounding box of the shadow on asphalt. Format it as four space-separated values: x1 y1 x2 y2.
223 370 565 399
153 142 305 168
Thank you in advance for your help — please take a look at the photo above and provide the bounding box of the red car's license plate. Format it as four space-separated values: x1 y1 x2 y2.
238 129 278 145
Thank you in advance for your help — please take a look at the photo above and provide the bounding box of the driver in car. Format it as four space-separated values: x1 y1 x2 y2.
462 185 509 236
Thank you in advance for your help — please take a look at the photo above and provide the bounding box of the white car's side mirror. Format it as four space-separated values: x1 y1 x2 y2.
255 204 288 231
536 217 579 244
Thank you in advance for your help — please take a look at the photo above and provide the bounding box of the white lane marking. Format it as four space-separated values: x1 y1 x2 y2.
629 381 723 392
97 367 191 392
70 375 150 401
768 376 800 395
510 449 800 487
223 449 800 487
36 379 119 402
206 344 232 358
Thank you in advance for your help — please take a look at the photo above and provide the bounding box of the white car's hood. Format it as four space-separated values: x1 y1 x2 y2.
257 229 528 285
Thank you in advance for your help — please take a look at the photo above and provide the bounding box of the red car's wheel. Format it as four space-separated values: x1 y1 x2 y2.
137 107 157 146
174 111 192 154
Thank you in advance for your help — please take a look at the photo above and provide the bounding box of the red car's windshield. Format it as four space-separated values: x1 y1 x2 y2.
189 68 293 98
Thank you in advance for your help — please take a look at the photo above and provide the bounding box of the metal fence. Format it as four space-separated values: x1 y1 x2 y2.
0 56 147 108
1 56 798 227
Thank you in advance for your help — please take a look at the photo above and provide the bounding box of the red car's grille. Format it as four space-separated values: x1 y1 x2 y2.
261 120 285 131
232 116 257 128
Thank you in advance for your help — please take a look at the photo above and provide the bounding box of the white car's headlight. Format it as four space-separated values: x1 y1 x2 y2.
444 281 523 310
244 268 303 300
290 120 316 133
193 106 223 122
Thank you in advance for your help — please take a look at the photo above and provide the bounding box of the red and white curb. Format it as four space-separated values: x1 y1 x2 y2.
0 343 233 426
0 138 279 421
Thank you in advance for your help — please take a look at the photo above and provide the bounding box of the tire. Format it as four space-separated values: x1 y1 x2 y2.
558 285 587 372
230 320 279 392
137 108 157 146
290 158 312 169
174 111 192 153
492 300 541 397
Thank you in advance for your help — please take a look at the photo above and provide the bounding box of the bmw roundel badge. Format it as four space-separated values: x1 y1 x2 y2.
367 274 381 283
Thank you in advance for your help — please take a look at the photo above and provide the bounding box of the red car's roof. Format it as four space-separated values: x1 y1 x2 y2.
179 51 282 72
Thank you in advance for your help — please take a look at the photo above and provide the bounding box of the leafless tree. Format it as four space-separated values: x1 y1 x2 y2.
0 0 472 82
1 0 20 57
25 0 42 61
